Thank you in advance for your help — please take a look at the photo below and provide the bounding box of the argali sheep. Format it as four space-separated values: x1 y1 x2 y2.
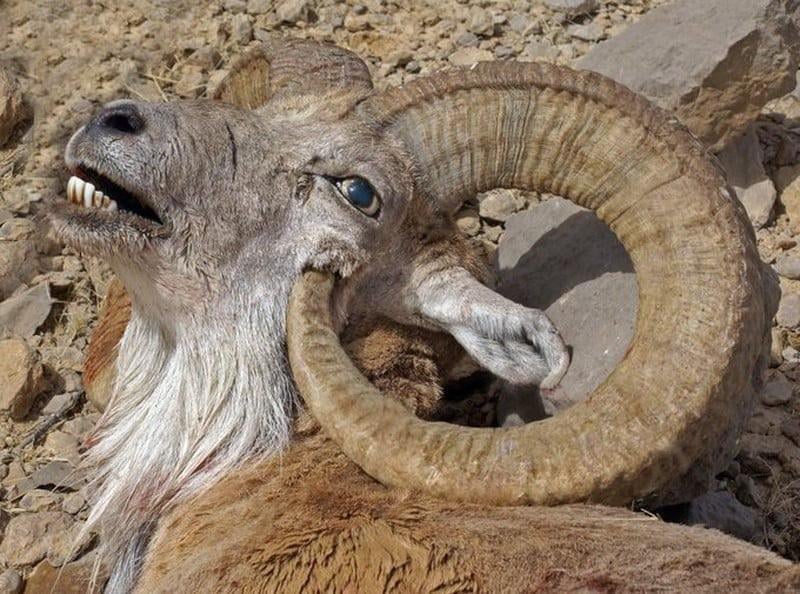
50 38 792 592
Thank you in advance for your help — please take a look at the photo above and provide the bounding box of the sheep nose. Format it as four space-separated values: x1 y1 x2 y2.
93 102 145 135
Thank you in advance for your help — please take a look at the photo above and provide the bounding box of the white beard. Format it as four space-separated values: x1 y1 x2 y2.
81 295 297 593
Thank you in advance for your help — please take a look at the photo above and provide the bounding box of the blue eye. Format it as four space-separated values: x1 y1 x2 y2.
337 177 380 217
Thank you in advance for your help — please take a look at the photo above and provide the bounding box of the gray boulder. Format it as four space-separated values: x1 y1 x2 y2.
495 197 637 414
577 0 800 150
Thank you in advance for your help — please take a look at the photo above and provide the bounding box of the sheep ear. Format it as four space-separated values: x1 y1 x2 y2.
211 38 373 110
415 268 570 389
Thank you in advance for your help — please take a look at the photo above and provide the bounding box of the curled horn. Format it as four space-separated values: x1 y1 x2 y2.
212 37 372 108
287 62 772 505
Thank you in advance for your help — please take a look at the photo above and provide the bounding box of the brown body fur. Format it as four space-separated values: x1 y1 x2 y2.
84 279 799 593
137 421 800 593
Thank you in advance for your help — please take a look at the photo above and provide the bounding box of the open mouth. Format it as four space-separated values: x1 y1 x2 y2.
66 167 163 225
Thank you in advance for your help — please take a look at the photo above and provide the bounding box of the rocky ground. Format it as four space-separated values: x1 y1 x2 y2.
0 0 798 591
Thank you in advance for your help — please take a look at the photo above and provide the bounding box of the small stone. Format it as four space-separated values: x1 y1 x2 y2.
385 49 413 68
0 512 75 566
174 66 205 98
483 224 503 243
246 0 272 14
735 473 761 507
455 210 481 236
42 392 77 416
522 40 558 61
774 255 800 279
478 189 523 223
276 0 311 23
16 460 83 495
230 13 253 45
448 47 494 67
508 14 529 34
455 32 479 48
62 491 86 515
777 164 800 233
0 569 22 594
716 126 776 229
0 67 26 147
0 240 39 300
405 61 421 74
782 345 800 362
770 327 785 367
3 460 26 490
494 45 515 59
760 373 794 406
0 282 53 337
777 293 800 328
26 552 99 594
467 7 493 36
497 384 547 427
0 218 34 240
223 0 246 12
62 414 100 440
567 22 604 42
683 490 762 543
724 460 741 478
19 488 60 512
747 402 787 434
0 338 45 420
544 0 598 17
44 430 81 463
781 417 800 446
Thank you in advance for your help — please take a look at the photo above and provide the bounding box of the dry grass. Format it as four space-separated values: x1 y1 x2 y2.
763 473 800 560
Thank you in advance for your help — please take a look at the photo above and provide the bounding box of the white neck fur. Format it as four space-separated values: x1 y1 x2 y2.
82 294 296 592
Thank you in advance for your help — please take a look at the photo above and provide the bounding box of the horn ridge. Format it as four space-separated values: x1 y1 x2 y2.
288 62 770 506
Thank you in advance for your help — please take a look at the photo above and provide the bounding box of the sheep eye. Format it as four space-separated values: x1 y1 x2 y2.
336 177 380 217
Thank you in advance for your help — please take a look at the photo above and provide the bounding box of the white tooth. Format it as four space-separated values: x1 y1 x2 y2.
67 177 75 202
93 190 103 207
102 194 110 207
83 182 95 208
74 178 85 205
107 200 118 211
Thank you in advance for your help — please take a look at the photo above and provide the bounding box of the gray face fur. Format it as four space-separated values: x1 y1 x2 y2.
52 85 568 591
56 97 416 319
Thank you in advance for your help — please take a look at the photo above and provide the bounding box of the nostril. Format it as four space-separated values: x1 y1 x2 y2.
97 105 145 135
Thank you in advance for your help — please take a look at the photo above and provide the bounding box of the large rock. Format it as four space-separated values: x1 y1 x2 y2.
577 0 800 150
0 283 52 337
777 293 800 329
0 240 39 300
716 126 777 229
0 512 74 567
775 163 800 233
25 553 101 594
0 68 25 147
478 189 523 223
681 491 763 543
276 0 311 23
0 569 21 594
544 0 597 17
0 338 45 420
495 197 637 413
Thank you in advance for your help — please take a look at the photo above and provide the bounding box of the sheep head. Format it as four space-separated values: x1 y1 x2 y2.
54 39 577 590
52 40 567 385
